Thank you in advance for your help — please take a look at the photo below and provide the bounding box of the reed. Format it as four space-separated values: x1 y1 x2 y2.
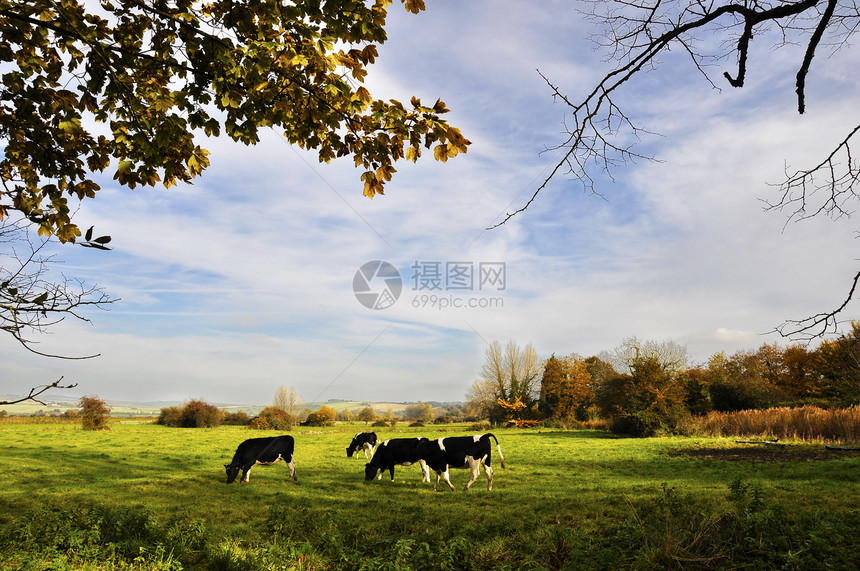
696 405 860 443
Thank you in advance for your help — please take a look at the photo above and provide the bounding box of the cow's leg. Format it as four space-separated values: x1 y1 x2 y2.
437 468 455 492
463 457 480 490
362 444 371 459
485 463 494 491
287 459 298 483
241 462 255 483
388 466 395 481
419 460 430 483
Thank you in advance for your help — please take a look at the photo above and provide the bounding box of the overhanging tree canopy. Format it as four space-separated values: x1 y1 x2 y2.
0 0 469 243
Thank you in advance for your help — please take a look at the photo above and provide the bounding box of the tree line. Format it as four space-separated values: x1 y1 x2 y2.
467 325 860 436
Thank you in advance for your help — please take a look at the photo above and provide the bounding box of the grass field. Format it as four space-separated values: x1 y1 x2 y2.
1 421 858 570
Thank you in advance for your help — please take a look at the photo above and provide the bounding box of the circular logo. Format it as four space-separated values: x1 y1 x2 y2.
353 260 402 310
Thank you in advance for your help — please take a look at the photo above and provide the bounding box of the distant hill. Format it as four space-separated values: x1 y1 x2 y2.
0 396 463 417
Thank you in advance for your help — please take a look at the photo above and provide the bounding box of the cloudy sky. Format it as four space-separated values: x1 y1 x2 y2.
3 1 859 406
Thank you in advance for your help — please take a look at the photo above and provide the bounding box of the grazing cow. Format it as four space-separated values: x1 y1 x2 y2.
224 435 298 484
347 431 378 459
418 433 505 492
364 438 430 483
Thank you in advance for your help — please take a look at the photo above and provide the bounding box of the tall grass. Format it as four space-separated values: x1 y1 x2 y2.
696 405 860 442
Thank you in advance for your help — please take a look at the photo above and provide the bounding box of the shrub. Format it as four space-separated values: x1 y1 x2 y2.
221 411 251 426
79 396 110 431
433 416 452 424
371 419 388 427
248 407 293 430
304 406 336 427
156 400 220 428
180 399 221 428
157 406 182 427
409 422 424 427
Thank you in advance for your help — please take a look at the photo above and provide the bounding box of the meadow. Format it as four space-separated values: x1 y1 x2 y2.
1 421 858 570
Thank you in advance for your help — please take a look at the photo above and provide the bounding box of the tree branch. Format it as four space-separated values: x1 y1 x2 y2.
0 376 78 406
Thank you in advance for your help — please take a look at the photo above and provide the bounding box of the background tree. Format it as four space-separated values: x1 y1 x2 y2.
357 406 377 425
539 354 595 421
304 405 336 427
78 395 110 431
493 0 859 336
466 340 542 423
0 0 468 245
404 402 433 423
597 355 690 436
249 406 293 430
611 337 689 376
272 386 303 419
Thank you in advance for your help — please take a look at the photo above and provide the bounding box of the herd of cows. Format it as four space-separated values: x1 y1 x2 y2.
224 432 506 492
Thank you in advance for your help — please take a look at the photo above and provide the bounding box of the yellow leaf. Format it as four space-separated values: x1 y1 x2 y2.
433 144 448 163
404 0 425 14
406 147 420 162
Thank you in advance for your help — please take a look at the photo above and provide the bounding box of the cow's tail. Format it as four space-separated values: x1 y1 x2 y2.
485 433 506 469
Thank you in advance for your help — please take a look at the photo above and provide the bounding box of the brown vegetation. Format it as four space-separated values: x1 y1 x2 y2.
695 405 860 443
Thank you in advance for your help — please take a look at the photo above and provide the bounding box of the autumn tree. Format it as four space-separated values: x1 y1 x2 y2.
78 395 110 430
493 0 859 336
539 354 595 421
304 405 336 427
0 0 468 245
466 340 542 423
357 406 377 425
597 355 690 436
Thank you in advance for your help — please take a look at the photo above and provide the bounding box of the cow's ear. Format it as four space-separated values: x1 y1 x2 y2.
224 464 230 468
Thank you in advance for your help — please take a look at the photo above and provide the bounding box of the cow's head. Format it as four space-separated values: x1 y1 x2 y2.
346 444 356 457
364 462 378 481
224 463 241 484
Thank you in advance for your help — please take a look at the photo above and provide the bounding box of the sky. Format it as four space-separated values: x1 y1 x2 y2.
3 1 860 406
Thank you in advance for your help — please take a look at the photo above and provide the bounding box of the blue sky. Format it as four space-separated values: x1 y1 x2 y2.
3 1 859 406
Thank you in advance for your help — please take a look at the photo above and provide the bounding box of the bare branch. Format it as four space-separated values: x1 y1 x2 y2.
773 267 860 340
0 376 78 406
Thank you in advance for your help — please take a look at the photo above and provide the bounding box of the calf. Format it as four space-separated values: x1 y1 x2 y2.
346 431 378 459
224 435 298 484
364 437 430 483
418 433 505 492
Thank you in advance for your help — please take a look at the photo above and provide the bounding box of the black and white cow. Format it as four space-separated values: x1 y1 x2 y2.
418 433 505 492
346 431 378 459
224 435 298 484
364 437 430 483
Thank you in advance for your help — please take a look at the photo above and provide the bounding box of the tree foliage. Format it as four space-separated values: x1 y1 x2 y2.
304 405 336 426
156 399 220 427
78 395 110 430
0 0 468 243
249 406 294 430
539 354 595 421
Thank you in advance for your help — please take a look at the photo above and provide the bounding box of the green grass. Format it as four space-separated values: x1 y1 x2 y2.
1 421 858 569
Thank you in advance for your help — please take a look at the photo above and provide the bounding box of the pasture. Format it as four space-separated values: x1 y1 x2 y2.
1 421 858 570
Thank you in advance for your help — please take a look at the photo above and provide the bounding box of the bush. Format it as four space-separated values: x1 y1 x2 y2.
408 422 424 427
221 411 251 426
79 396 110 431
248 407 293 430
156 400 220 428
371 419 388 427
156 406 182 427
304 406 336 427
